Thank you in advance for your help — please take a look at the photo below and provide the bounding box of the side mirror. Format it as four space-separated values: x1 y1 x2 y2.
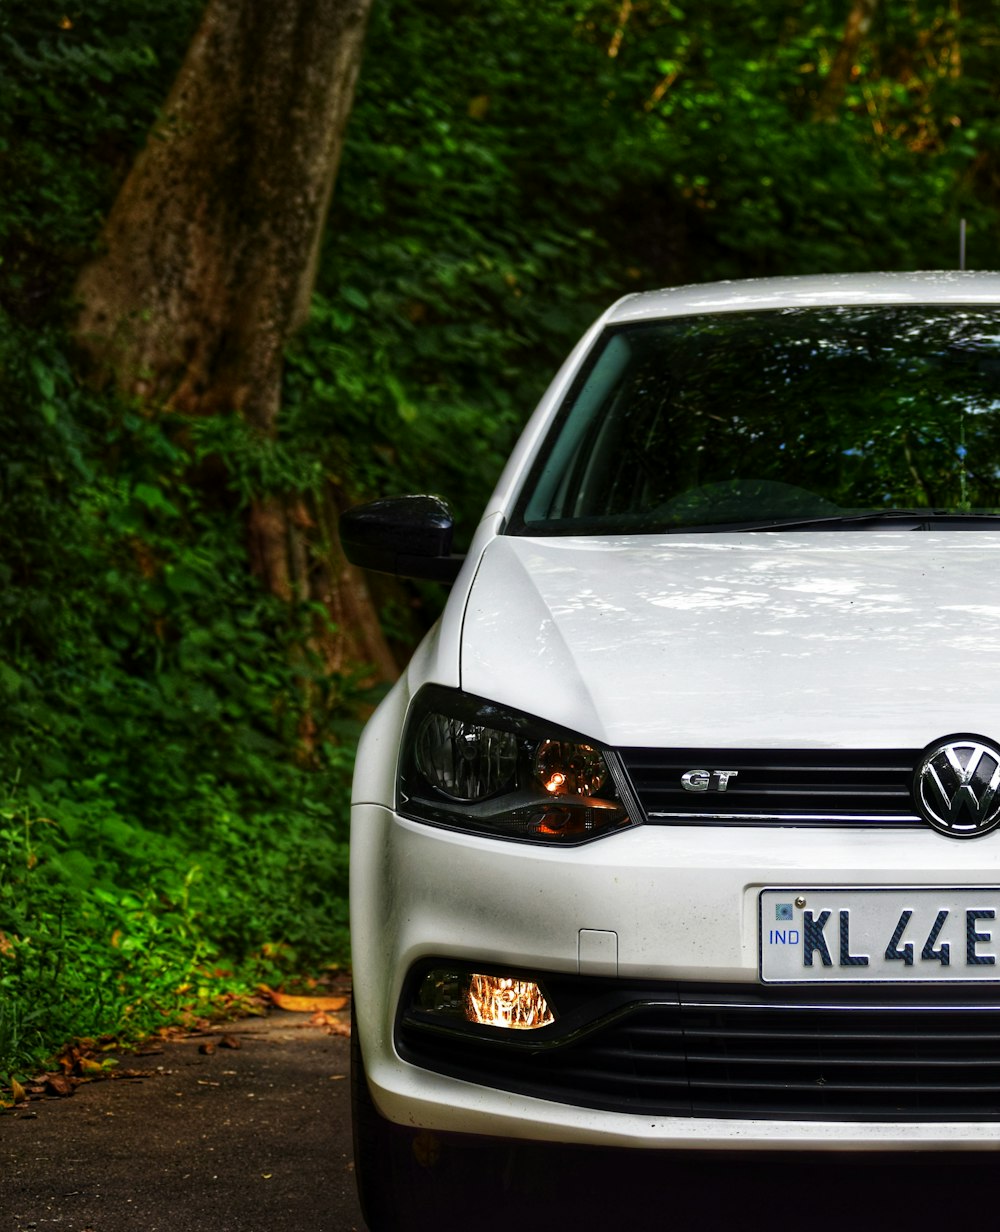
339 495 465 582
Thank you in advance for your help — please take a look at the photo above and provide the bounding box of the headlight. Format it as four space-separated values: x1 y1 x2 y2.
398 686 641 844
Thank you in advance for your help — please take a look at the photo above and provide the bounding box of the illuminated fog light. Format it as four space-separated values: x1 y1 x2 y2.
465 974 555 1030
415 968 556 1028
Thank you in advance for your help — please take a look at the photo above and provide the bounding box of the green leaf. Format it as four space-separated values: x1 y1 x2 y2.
385 374 418 424
340 286 369 310
132 483 180 518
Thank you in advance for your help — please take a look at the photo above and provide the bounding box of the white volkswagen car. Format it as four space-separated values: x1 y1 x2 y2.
345 272 1000 1228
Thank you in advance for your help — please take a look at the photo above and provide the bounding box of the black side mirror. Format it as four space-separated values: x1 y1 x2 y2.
339 495 465 582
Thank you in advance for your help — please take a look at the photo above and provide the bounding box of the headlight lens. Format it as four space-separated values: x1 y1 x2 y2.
414 714 518 800
398 687 640 844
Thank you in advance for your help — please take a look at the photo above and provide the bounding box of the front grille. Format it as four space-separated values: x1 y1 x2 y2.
399 980 1000 1121
617 748 920 825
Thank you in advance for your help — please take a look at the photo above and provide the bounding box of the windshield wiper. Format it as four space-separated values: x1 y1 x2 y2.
726 510 1000 532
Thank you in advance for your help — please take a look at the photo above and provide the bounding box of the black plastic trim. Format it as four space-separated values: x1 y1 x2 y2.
397 966 1000 1122
340 494 465 581
618 746 921 827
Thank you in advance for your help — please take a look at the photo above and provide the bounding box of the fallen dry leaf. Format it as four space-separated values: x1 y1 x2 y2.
258 985 348 1014
198 1042 216 1056
219 1034 241 1050
10 1078 26 1104
45 1074 74 1098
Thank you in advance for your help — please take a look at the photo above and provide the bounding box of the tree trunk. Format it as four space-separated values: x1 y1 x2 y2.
76 0 370 424
74 0 397 683
816 0 880 120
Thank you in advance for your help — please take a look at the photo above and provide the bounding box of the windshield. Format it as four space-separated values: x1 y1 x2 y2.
509 306 1000 534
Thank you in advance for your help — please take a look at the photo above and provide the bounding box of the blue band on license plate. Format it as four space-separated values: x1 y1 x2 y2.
759 887 1000 983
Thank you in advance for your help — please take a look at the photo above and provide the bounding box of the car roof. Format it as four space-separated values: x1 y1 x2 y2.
606 270 1000 324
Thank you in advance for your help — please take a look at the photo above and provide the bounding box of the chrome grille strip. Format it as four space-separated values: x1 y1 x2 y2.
647 811 922 824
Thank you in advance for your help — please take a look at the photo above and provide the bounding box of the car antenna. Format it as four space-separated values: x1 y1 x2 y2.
959 218 967 271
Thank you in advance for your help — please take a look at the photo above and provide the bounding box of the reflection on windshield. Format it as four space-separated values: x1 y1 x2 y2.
513 306 1000 534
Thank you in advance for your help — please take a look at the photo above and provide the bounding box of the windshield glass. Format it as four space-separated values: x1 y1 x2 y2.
510 306 1000 534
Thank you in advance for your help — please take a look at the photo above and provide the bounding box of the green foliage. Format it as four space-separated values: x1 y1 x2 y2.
297 0 633 535
0 305 357 1079
0 769 351 1083
0 2 363 1078
301 0 1000 540
0 0 203 318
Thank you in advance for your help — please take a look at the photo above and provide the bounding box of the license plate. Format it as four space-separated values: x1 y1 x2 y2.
759 887 1000 983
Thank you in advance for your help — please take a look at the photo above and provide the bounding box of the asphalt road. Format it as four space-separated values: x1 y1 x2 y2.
6 1009 1000 1232
3 1010 363 1232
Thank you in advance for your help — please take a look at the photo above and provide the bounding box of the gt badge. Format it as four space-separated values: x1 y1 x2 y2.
681 769 739 793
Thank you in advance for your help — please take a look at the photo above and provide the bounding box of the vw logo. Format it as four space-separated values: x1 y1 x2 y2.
914 735 1000 838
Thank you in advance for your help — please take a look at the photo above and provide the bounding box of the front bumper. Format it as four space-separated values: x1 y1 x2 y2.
350 802 1000 1150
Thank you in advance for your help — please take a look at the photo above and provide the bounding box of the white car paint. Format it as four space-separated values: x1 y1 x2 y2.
460 532 1000 749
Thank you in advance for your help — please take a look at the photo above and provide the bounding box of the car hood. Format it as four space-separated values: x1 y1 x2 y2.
459 533 1000 749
